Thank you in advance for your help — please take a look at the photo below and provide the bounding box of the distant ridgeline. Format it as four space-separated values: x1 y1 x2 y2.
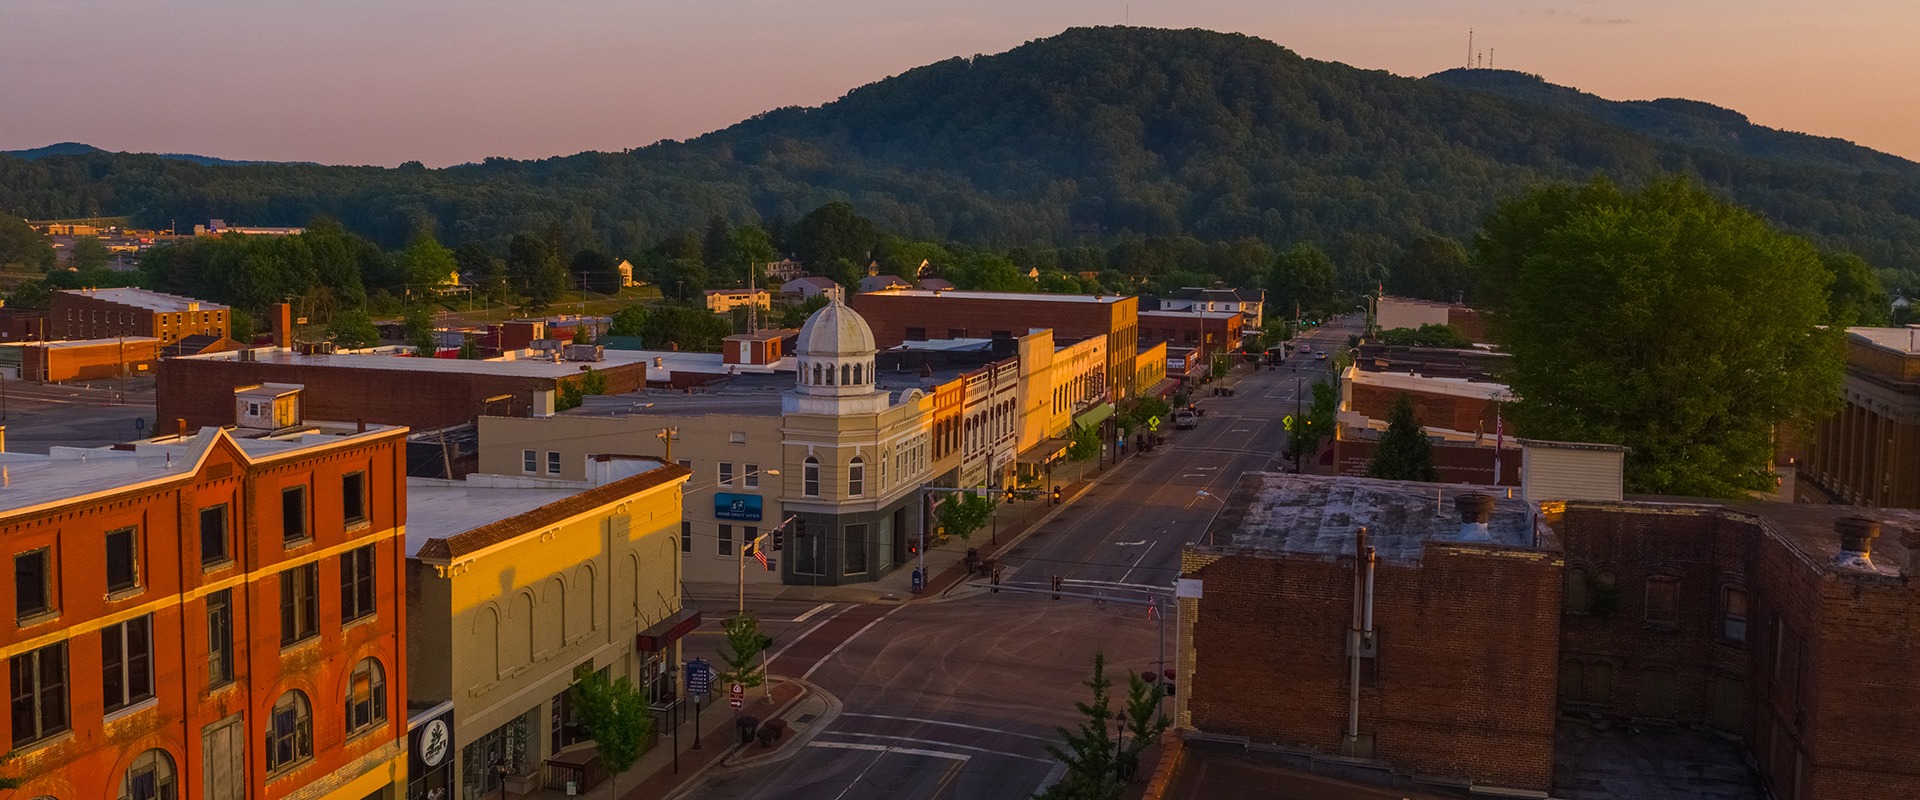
3 26 1918 274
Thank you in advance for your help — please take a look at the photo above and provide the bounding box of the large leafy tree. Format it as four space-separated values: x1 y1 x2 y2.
641 304 732 352
1367 394 1438 482
1390 235 1473 303
934 491 996 541
1821 252 1890 326
1266 243 1336 320
0 217 55 270
1038 652 1123 800
1475 178 1844 497
788 201 876 270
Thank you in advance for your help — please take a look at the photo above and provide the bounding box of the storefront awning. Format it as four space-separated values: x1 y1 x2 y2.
1073 402 1114 429
1145 378 1179 398
1018 437 1072 465
636 607 701 652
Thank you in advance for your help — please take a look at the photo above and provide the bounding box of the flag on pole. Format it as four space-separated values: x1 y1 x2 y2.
750 530 770 570
754 546 769 571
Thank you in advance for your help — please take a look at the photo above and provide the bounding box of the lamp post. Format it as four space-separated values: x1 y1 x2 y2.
1193 490 1227 546
1113 710 1129 782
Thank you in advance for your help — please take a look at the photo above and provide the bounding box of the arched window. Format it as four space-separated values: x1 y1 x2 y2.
803 457 820 497
841 364 851 385
848 457 865 497
813 363 824 385
266 690 313 773
345 658 387 737
123 749 177 800
1565 567 1592 615
853 363 863 384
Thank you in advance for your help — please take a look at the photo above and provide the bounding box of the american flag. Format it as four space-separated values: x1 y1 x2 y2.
754 546 769 571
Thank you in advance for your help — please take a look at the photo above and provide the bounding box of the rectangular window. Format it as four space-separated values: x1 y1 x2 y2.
792 519 823 576
341 545 377 623
719 462 734 487
105 527 139 593
1723 587 1749 645
102 615 154 713
15 548 51 620
745 464 760 488
207 589 234 688
279 564 319 646
844 524 868 575
803 461 820 497
1646 576 1680 629
681 521 692 553
677 459 693 471
522 449 537 474
9 642 68 747
717 525 733 557
342 472 367 527
199 505 230 566
546 451 561 475
848 460 864 497
281 485 308 542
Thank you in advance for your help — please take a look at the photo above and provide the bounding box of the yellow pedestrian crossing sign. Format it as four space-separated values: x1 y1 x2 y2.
1148 415 1161 431
1283 415 1295 431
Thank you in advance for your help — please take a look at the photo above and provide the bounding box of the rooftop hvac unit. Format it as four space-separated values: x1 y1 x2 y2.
563 344 605 362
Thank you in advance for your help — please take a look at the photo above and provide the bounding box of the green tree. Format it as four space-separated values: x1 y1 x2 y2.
1367 394 1437 482
1474 178 1843 496
569 672 654 798
230 311 257 343
69 235 112 270
718 614 769 692
580 368 609 395
788 201 875 268
1376 324 1471 349
571 324 593 345
0 217 55 271
1267 243 1335 320
1120 670 1170 780
404 304 437 356
1066 422 1102 463
726 224 779 281
1821 252 1890 326
1037 652 1122 800
935 491 996 541
5 280 53 310
774 294 831 329
395 233 458 291
1390 235 1473 303
328 310 382 348
571 249 622 294
608 304 647 337
641 304 732 352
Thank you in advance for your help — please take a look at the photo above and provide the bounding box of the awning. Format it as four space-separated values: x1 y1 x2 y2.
636 607 701 652
1018 437 1072 465
1145 378 1179 398
1073 402 1114 429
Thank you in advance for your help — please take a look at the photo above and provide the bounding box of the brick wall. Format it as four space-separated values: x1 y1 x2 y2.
1333 437 1522 486
23 339 165 382
1349 381 1498 434
1186 544 1562 791
157 357 645 431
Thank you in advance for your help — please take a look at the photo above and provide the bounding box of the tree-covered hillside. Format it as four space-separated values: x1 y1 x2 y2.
3 26 1918 282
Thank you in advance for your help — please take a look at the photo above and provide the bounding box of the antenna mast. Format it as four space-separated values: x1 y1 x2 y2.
1467 29 1473 68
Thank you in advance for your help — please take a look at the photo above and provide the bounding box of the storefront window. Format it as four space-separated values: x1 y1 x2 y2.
461 710 535 800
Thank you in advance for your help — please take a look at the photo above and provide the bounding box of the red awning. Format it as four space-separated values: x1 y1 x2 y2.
636 607 701 652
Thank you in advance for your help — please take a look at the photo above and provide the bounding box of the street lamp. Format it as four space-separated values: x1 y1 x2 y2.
1194 490 1227 545
1113 710 1130 782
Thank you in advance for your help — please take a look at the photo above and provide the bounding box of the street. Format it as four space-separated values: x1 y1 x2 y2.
671 317 1361 800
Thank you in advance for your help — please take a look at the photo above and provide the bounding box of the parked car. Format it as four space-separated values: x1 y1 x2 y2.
1174 409 1199 429
1315 350 1327 360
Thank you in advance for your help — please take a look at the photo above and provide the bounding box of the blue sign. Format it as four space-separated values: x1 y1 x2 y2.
714 493 763 521
686 659 712 695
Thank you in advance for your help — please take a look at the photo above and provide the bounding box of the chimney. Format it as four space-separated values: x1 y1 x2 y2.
0 425 6 452
1454 492 1495 542
273 302 292 348
1834 516 1881 571
176 418 188 437
533 389 556 418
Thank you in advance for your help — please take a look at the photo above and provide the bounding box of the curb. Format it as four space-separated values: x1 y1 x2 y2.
653 678 809 800
719 678 842 770
927 476 1106 601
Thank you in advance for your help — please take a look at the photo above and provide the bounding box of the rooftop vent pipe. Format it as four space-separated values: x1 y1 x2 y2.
1835 516 1881 571
1455 492 1495 542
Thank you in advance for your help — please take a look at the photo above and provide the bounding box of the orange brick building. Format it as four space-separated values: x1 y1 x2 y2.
9 337 165 382
850 289 1142 399
2 389 408 800
51 287 230 344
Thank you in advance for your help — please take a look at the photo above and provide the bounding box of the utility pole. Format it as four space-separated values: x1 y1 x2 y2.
657 426 677 463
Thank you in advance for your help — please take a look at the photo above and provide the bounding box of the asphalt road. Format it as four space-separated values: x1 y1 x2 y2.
0 376 156 452
669 316 1364 800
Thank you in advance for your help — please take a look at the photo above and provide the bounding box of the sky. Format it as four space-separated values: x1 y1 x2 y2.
1 0 1914 167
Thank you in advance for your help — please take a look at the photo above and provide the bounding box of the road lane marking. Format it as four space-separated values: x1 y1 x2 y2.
770 605 854 662
1114 540 1146 547
823 732 1053 761
792 603 835 623
809 740 973 762
1118 541 1157 584
839 713 1057 743
801 605 905 681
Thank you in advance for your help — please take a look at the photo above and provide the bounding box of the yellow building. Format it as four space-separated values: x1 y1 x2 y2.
404 457 691 799
703 288 772 314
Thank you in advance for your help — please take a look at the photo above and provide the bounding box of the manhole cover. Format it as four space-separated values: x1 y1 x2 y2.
795 713 817 725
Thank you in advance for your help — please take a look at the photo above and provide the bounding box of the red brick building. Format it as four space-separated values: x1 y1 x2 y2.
850 289 1142 399
1179 475 1562 793
10 337 165 382
1333 344 1520 485
1 388 409 800
51 287 230 344
1138 310 1244 357
1182 472 1920 799
157 346 647 431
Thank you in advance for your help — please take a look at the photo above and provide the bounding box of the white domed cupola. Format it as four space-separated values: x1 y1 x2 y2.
794 297 878 400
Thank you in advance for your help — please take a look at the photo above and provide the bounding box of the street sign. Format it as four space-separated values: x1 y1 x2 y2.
1147 415 1160 431
1283 414 1294 431
729 683 744 708
686 659 711 695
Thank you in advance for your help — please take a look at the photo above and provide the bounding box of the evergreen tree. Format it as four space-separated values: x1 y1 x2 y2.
1038 652 1122 800
1367 394 1437 482
1120 670 1170 780
718 615 769 692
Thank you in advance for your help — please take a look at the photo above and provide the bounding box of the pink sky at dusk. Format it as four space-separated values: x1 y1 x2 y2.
0 0 1914 167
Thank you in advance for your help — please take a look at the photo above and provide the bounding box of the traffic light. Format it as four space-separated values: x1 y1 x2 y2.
1051 575 1064 600
1051 486 1062 505
772 527 784 552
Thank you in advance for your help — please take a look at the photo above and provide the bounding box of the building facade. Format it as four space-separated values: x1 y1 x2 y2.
1 393 409 800
405 459 691 800
1138 310 1244 357
703 289 771 314
51 287 230 343
851 289 1141 400
1801 327 1920 508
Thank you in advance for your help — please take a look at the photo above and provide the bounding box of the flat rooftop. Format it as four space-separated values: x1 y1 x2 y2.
1577 498 1920 579
1 336 162 349
1203 473 1538 564
1848 326 1920 355
1348 367 1513 403
864 289 1128 304
406 459 683 559
0 422 401 517
561 355 982 418
57 287 228 312
1139 310 1242 321
176 345 649 379
404 481 580 556
613 348 792 381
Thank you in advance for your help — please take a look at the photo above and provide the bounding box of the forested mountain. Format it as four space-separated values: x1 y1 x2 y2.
2 141 301 167
4 26 1918 279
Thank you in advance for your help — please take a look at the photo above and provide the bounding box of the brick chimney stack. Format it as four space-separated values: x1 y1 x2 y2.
273 303 292 349
1455 492 1495 542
